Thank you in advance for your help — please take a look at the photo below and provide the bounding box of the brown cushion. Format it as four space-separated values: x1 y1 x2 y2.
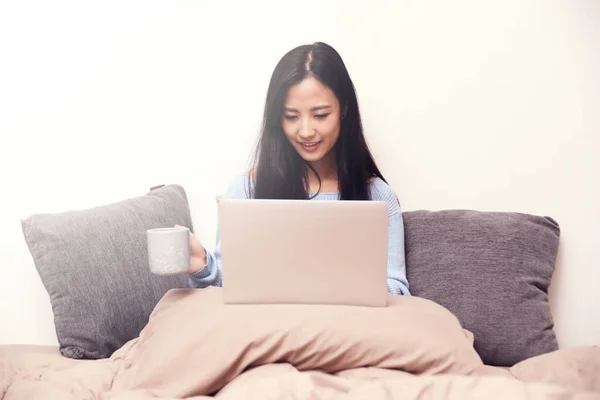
403 210 560 366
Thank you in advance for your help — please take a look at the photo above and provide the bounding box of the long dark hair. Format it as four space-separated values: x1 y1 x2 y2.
250 42 386 200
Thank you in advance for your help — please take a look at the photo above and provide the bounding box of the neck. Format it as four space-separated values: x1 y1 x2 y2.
307 152 337 186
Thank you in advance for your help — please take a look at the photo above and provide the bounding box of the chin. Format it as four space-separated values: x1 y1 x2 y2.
297 151 327 163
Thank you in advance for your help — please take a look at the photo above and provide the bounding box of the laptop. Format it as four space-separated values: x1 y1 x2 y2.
218 199 388 307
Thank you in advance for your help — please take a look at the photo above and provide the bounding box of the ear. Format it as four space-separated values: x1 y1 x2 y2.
341 104 348 120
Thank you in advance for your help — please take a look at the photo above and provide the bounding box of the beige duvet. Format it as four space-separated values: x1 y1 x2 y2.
2 287 599 399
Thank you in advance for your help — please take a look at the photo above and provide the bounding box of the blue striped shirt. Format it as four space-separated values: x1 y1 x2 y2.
188 174 411 296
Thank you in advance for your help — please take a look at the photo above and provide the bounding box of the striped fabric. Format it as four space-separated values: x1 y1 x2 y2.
189 174 410 295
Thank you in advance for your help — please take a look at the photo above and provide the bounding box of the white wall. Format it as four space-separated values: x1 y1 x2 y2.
1 1 598 348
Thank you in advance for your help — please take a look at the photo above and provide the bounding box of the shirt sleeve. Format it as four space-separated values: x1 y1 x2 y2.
386 212 411 295
188 174 251 289
370 179 411 296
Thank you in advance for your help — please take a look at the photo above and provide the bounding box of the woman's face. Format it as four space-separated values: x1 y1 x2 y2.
282 76 341 165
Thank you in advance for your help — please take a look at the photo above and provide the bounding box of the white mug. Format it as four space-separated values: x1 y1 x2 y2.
147 226 190 276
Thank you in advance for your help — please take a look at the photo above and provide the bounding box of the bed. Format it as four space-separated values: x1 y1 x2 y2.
5 184 598 399
2 287 599 399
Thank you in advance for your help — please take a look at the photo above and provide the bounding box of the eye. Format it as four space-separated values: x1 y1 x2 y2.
284 115 298 121
314 113 330 120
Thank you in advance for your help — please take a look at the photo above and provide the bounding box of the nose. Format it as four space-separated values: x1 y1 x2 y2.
298 118 316 141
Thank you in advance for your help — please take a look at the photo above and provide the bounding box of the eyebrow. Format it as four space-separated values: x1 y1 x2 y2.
284 105 332 113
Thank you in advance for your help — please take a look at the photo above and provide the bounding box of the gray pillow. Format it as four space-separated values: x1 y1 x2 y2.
21 184 192 359
403 210 560 366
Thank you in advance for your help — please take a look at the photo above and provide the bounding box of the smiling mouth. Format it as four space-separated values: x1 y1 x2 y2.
299 141 322 152
301 141 320 148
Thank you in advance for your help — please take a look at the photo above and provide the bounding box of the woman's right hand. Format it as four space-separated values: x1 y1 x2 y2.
175 225 207 274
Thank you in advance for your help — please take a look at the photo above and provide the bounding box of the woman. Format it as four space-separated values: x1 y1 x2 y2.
187 42 410 295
